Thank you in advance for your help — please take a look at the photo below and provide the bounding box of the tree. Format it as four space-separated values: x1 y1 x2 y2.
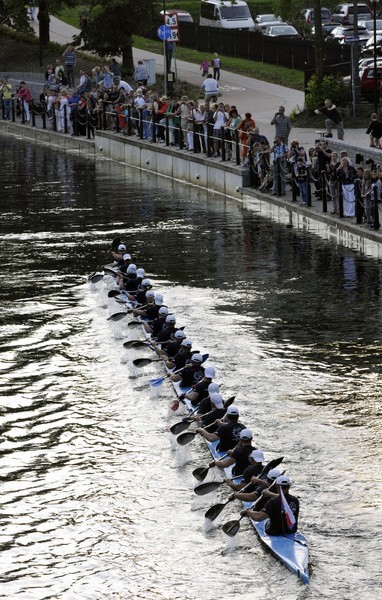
76 0 159 75
0 0 30 30
312 0 324 82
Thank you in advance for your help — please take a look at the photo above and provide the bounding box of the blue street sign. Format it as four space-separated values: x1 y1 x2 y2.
157 25 171 41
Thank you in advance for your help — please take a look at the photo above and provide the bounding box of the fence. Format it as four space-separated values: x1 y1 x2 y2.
152 23 352 71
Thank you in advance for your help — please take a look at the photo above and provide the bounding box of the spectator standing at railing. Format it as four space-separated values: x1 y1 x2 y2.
175 96 189 148
213 102 229 157
248 127 268 149
56 89 70 133
77 70 91 95
294 157 309 206
17 81 32 123
314 99 344 140
62 46 76 88
238 113 256 161
101 66 114 90
165 98 180 145
226 108 241 161
56 70 68 87
156 96 169 142
337 157 357 217
270 106 291 144
270 136 289 196
361 169 374 227
326 151 340 214
0 78 13 120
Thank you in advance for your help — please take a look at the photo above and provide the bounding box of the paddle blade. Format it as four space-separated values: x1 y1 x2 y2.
123 340 142 349
204 502 228 522
176 431 196 446
149 377 165 387
133 358 157 367
108 290 121 298
107 312 128 322
192 466 210 482
131 341 151 349
104 267 118 277
89 274 104 283
261 456 284 477
170 420 191 435
194 481 223 496
222 519 241 537
127 321 141 328
169 398 180 412
223 396 235 408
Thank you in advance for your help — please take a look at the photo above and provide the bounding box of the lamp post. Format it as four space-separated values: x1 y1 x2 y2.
163 0 168 96
373 0 379 113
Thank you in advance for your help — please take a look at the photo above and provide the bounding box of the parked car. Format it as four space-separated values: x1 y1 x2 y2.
361 35 382 56
326 24 369 42
361 65 382 101
359 57 382 77
199 0 254 30
311 22 341 38
253 14 281 32
358 19 382 36
301 7 332 26
263 24 302 39
160 9 193 23
331 3 372 25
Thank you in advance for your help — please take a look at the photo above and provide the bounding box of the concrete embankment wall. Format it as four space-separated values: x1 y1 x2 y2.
2 121 382 258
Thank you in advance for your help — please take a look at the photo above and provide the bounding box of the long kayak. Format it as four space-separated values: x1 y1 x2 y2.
99 267 310 585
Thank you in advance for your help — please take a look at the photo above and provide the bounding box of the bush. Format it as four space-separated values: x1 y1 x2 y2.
304 74 346 115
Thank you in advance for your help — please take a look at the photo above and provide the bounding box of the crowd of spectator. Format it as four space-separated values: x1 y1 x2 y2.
0 48 381 229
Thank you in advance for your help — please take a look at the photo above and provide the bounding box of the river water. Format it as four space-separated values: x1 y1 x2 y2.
0 137 381 600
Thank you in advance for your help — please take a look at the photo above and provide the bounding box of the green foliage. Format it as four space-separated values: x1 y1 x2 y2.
305 74 347 115
0 0 30 30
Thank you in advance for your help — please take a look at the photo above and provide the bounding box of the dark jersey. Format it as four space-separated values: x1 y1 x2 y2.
151 316 166 338
124 277 139 292
157 325 177 343
172 349 192 368
135 290 148 304
242 462 263 484
179 364 205 388
190 378 211 407
263 493 299 535
216 421 246 452
145 304 160 321
231 445 254 476
201 407 225 430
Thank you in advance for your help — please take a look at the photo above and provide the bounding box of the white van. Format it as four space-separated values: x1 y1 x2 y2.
200 0 255 30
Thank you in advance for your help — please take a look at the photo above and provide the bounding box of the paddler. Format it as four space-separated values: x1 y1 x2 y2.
185 366 216 407
227 465 281 498
240 475 299 535
208 428 255 476
164 337 193 369
196 404 246 451
171 352 205 386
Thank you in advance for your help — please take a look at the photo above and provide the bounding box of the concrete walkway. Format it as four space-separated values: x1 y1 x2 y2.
29 16 376 153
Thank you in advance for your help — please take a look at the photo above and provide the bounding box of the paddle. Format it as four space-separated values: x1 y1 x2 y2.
133 357 165 367
175 396 236 444
107 312 129 322
194 474 244 496
108 289 123 298
204 457 284 522
148 353 209 387
123 339 146 349
89 273 104 284
221 474 283 537
170 394 234 436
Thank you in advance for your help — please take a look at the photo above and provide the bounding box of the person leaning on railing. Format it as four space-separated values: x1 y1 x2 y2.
225 108 241 161
0 78 12 120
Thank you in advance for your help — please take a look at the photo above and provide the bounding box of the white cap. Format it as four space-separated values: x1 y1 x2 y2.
204 366 215 379
208 382 219 394
240 428 253 440
141 278 151 287
210 393 223 409
118 244 126 251
145 290 155 298
136 268 145 277
159 306 169 316
166 314 176 323
123 253 131 260
155 293 164 306
174 330 186 340
226 405 239 416
126 264 136 274
191 353 203 363
267 468 281 480
181 338 192 347
250 449 264 463
276 475 291 486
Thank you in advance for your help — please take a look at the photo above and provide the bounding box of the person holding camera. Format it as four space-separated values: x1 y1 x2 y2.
270 106 291 145
270 136 289 196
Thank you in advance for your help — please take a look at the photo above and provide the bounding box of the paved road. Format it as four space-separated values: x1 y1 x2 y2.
32 16 372 151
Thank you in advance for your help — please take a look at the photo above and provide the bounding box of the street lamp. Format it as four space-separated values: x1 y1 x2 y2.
373 0 379 113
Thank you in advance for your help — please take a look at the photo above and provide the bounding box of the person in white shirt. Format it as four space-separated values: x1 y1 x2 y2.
213 102 228 157
118 79 133 93
201 74 219 102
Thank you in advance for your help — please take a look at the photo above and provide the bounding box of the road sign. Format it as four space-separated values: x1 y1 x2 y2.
169 28 179 42
164 14 178 27
342 35 359 44
157 25 171 41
